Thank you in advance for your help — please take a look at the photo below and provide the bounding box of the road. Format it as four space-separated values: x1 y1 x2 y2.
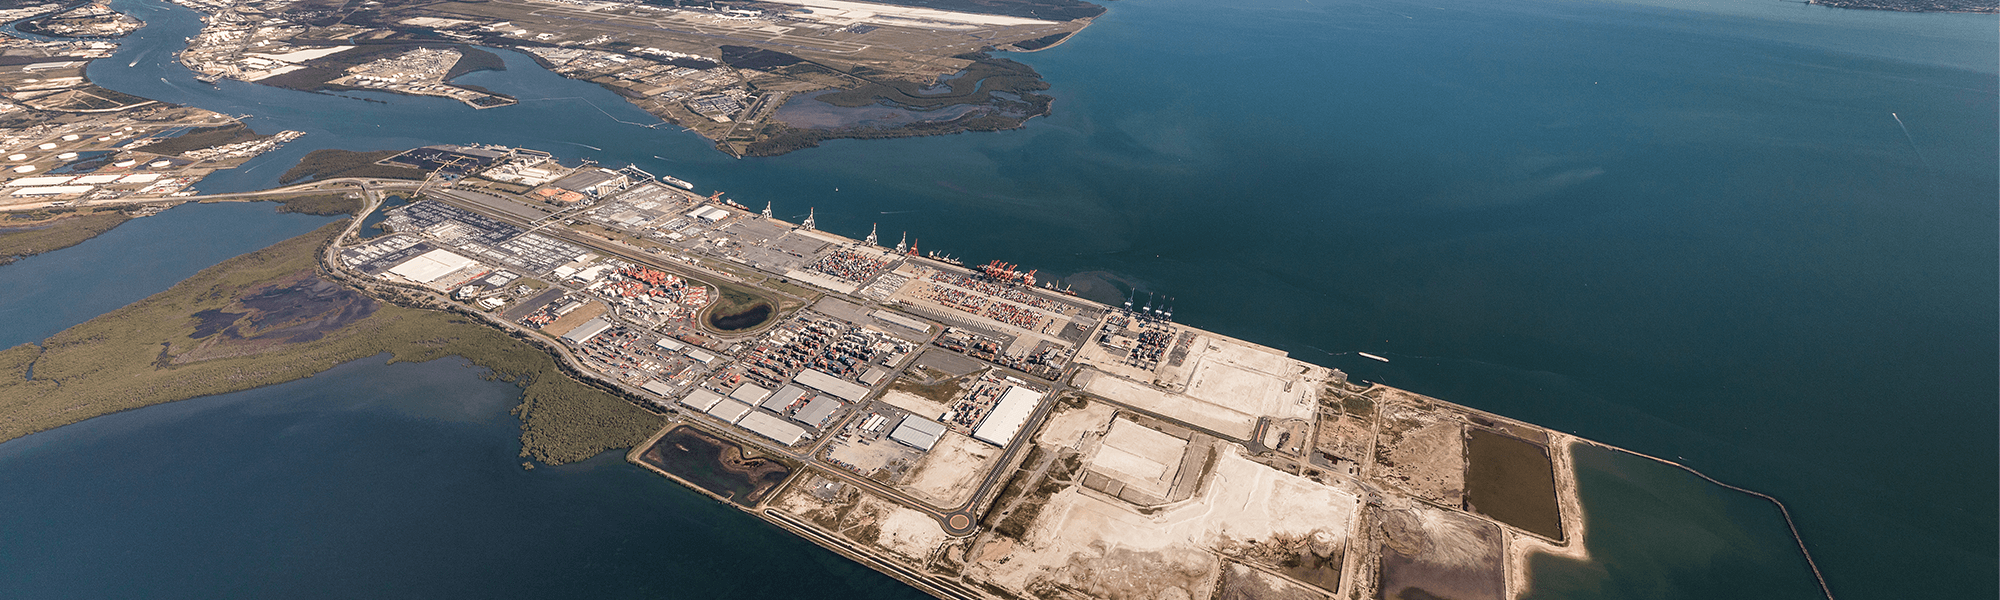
408 187 1094 536
0 176 426 213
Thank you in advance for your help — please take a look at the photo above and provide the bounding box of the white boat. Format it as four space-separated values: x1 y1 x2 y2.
662 176 694 190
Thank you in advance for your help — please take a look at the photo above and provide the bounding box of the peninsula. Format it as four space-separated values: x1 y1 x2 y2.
0 141 1833 600
166 0 1104 156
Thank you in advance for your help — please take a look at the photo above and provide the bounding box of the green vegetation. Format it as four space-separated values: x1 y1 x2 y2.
280 149 424 184
0 211 131 265
888 371 972 405
1340 394 1375 419
0 222 662 465
263 193 363 216
140 123 268 156
745 55 1054 156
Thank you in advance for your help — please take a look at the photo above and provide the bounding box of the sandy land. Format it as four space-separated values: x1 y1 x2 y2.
878 389 950 420
1036 399 1117 449
1079 369 1258 440
897 431 997 508
542 300 608 337
971 447 1360 598
773 478 948 564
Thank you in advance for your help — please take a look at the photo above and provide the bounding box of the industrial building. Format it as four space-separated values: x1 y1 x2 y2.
686 205 731 223
680 388 725 412
762 384 811 413
707 399 754 424
792 368 871 403
738 412 808 446
889 415 946 451
972 386 1043 446
561 317 615 344
793 396 842 428
385 248 479 284
730 383 772 405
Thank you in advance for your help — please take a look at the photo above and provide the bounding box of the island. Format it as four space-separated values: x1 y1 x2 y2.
166 0 1105 156
0 140 1834 600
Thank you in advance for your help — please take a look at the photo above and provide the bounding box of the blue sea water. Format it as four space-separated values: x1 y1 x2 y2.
0 357 930 600
0 0 1989 597
0 202 333 347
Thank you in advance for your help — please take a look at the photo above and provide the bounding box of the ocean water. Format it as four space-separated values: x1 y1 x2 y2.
0 356 930 600
0 202 333 347
2 0 1988 597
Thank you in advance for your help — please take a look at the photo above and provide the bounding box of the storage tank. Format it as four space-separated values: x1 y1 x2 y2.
60 134 79 141
56 152 76 159
36 143 56 149
6 154 25 161
148 160 171 168
13 165 35 173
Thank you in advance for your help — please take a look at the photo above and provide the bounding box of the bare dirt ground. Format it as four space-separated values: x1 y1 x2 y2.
897 431 999 508
541 300 608 337
1371 401 1466 506
879 388 952 419
1214 562 1327 600
772 474 949 563
967 447 1360 599
1077 369 1259 439
1036 398 1117 449
1373 499 1504 600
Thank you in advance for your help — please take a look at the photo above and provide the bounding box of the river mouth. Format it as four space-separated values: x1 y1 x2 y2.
705 302 772 332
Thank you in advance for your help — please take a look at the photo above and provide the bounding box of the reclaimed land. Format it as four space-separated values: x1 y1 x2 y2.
745 54 1054 157
138 123 268 156
1463 428 1565 540
0 221 662 464
279 149 424 184
635 425 793 505
0 209 131 265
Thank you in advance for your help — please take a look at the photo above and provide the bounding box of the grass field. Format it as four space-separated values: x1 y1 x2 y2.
0 222 662 465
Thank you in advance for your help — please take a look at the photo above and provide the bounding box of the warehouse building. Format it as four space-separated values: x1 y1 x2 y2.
707 399 753 424
793 396 842 428
792 368 871 403
889 415 946 451
738 412 807 446
680 388 725 412
761 384 811 413
560 317 615 344
972 386 1044 446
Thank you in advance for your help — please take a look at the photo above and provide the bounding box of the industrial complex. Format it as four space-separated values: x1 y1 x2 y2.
307 140 1594 600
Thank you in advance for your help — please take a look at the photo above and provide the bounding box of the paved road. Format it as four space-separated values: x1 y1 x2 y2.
0 177 426 213
412 189 1097 536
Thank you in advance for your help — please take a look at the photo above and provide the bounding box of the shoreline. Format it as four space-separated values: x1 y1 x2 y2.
0 162 1837 600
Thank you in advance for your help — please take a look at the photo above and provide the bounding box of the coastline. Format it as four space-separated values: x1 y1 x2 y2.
0 210 134 265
